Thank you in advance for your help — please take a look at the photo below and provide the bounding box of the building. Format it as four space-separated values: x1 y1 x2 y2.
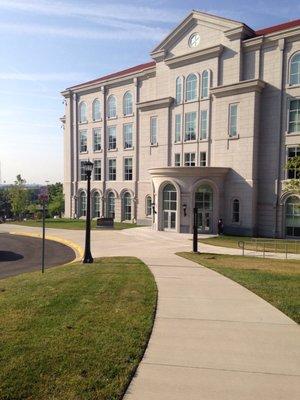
61 11 300 238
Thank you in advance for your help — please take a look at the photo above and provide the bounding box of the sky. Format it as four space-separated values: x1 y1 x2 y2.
0 0 299 184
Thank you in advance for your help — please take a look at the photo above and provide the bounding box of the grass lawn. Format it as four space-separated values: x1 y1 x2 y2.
178 252 300 323
0 257 157 400
6 218 139 230
199 235 300 254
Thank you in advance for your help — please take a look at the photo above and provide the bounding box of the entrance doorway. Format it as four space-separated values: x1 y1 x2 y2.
195 185 213 233
163 184 177 231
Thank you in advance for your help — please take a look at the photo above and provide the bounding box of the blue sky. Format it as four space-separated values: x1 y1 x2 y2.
0 0 299 184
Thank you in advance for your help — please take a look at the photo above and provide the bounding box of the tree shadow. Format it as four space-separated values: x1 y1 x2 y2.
0 251 24 262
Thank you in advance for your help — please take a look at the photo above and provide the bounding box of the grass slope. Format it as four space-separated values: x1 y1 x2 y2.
0 257 157 400
178 252 300 323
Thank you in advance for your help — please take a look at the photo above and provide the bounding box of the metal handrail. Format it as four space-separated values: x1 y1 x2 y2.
238 239 300 258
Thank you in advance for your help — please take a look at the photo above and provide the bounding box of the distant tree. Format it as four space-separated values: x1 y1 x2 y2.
47 182 64 217
0 188 12 218
8 175 29 220
284 155 300 194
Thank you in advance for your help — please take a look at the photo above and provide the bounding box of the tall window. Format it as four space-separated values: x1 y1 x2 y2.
285 196 300 237
108 126 116 150
123 92 133 115
175 77 183 104
229 104 238 137
124 158 133 181
287 146 300 179
174 153 181 166
163 184 177 230
184 152 196 166
185 112 196 141
107 95 116 118
146 195 152 216
288 100 300 133
107 192 115 219
92 99 101 121
123 192 132 220
186 74 197 101
92 192 101 218
232 199 240 223
80 161 87 181
93 128 101 151
290 53 300 86
123 123 133 149
200 110 208 140
201 70 209 98
175 114 181 142
79 102 87 123
93 159 101 181
79 191 87 217
108 159 116 181
79 130 87 152
200 152 206 166
150 116 157 145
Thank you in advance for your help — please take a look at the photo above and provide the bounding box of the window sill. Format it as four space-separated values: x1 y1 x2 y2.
184 139 197 143
78 121 88 125
92 118 102 123
185 99 198 104
174 141 182 144
199 138 208 142
108 148 118 152
80 151 88 154
200 96 210 101
228 134 239 140
107 116 118 120
123 113 134 118
286 83 300 89
150 143 158 147
124 146 134 151
285 131 300 136
93 149 102 153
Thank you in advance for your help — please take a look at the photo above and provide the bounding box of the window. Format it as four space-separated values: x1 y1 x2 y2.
287 146 300 179
232 199 240 223
184 152 195 166
123 92 133 115
107 95 116 118
79 102 87 123
163 184 177 230
186 74 197 101
288 100 300 133
92 192 101 218
79 191 87 217
285 196 300 236
184 112 196 141
200 110 208 140
108 126 117 150
200 152 206 166
123 123 133 149
175 77 183 104
80 160 87 181
150 116 157 145
124 157 133 181
201 70 210 98
79 130 87 153
175 114 181 142
146 195 152 216
93 128 101 151
92 99 101 121
93 159 101 181
290 53 300 86
123 192 132 220
229 104 238 137
174 153 181 166
107 192 115 219
108 159 116 181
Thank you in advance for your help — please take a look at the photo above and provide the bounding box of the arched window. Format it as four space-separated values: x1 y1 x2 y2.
186 74 197 101
79 102 87 123
92 99 101 121
175 77 183 104
290 53 300 86
163 184 177 230
123 192 132 221
107 192 115 219
79 191 87 217
285 196 300 237
232 199 240 223
123 92 133 116
201 70 210 99
93 191 101 218
107 95 116 118
146 195 152 216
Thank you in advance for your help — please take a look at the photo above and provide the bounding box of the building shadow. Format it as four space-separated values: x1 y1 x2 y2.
0 251 24 262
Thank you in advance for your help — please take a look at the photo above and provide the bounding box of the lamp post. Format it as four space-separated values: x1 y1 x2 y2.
83 160 94 264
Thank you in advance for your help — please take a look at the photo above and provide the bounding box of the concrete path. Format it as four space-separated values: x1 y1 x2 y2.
1 224 300 399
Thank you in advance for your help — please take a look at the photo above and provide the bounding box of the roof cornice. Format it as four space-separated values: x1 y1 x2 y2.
165 44 223 69
211 79 266 97
137 97 174 111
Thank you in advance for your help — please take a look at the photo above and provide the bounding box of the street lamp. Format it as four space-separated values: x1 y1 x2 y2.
83 160 94 264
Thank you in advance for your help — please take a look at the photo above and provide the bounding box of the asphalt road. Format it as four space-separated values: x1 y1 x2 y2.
0 233 76 279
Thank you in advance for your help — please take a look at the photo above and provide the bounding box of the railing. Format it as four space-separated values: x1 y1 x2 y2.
238 238 300 258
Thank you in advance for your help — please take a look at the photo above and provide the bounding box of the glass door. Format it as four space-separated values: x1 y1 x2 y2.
195 185 213 234
163 184 177 231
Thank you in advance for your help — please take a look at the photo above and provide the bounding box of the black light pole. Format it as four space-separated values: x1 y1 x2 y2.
83 160 94 264
193 207 198 253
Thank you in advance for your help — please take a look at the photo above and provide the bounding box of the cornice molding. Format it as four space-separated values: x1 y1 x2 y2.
149 166 230 178
137 97 174 111
211 79 266 97
165 44 223 69
224 25 254 40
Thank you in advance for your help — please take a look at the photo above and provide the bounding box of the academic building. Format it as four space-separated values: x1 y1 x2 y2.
61 11 300 237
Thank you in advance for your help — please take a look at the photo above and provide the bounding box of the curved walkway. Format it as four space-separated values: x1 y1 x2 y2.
1 224 299 399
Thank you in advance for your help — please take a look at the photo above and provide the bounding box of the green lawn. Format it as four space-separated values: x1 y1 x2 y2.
6 218 139 230
0 257 157 400
199 235 300 254
178 252 300 323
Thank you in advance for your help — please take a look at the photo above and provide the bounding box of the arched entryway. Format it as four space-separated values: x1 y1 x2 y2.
92 191 101 218
285 195 300 237
195 184 213 233
122 192 132 221
163 183 177 231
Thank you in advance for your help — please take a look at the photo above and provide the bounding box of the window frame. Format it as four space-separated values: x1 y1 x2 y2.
150 116 158 145
79 130 88 153
107 125 117 150
286 146 300 179
201 70 210 99
289 52 300 86
228 103 238 137
184 112 197 141
185 73 198 102
80 160 88 181
93 159 101 181
174 153 181 166
175 114 181 142
287 98 300 134
200 151 207 166
108 158 117 181
200 109 208 140
175 76 183 104
107 191 115 219
78 101 87 123
184 152 196 166
93 128 101 152
145 195 152 217
79 191 87 217
231 198 240 224
92 99 101 121
124 157 133 181
123 123 133 149
107 95 117 119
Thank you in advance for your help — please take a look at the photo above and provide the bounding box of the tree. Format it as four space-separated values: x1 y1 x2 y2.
0 188 12 218
8 175 29 220
284 155 300 194
47 183 64 217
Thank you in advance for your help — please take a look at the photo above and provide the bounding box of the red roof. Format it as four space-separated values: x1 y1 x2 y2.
255 19 300 36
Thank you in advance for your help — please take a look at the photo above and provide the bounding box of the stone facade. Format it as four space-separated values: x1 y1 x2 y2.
62 11 300 237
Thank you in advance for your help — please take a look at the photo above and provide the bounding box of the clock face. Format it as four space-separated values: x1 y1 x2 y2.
189 33 200 48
